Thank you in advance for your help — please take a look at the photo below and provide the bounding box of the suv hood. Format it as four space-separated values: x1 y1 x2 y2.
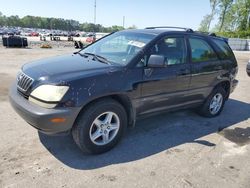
22 54 118 81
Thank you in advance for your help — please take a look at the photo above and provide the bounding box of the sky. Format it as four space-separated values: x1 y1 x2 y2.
0 0 212 30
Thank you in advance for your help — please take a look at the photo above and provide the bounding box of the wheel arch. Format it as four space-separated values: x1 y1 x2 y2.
76 94 136 128
214 80 231 100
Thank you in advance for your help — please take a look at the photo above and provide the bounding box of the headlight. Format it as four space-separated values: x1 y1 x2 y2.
28 85 69 108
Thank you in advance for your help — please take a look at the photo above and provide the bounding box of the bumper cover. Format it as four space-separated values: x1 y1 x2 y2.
9 83 81 135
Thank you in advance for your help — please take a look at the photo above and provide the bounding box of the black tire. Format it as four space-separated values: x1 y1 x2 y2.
72 98 127 154
198 87 227 118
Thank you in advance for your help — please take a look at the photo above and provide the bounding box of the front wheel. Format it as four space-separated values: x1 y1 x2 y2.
72 99 127 154
198 87 226 118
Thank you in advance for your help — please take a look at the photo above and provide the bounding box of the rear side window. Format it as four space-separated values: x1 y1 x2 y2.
189 38 218 63
213 39 234 60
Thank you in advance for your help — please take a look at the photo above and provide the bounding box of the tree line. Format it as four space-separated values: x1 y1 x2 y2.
199 0 250 38
0 12 136 32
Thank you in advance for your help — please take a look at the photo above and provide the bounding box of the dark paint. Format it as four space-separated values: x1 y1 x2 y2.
14 29 238 132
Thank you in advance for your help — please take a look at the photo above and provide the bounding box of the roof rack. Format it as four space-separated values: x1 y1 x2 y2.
195 31 217 37
145 26 194 33
208 33 217 37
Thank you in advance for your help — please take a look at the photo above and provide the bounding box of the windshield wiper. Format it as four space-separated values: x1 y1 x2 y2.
83 52 111 65
73 51 88 58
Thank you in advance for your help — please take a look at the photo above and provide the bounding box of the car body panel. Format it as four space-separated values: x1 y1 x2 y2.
139 63 191 115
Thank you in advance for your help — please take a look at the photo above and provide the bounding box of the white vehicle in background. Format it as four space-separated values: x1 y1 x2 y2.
40 32 52 37
96 32 109 39
20 32 31 36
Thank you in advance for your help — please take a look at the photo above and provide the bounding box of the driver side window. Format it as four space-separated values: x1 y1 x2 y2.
147 37 187 66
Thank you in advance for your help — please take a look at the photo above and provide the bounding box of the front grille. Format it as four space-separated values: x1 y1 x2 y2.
17 72 34 92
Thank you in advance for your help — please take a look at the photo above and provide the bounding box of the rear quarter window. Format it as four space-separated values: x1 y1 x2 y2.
189 38 218 63
212 39 234 60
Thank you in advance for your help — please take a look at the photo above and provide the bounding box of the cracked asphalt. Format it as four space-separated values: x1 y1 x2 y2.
0 46 250 188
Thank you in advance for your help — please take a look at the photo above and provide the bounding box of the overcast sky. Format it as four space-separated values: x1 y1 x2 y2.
0 0 213 30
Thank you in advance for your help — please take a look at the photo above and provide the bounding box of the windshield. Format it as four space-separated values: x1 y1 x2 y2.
80 31 156 65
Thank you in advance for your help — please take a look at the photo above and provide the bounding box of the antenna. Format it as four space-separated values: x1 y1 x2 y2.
94 0 96 25
123 16 125 28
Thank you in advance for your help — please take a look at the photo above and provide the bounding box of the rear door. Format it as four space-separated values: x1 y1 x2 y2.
187 37 222 103
138 35 191 115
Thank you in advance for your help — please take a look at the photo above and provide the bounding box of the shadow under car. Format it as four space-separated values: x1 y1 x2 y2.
39 98 250 170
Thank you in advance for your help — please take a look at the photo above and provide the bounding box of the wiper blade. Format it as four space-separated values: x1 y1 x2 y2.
83 52 111 65
73 51 88 58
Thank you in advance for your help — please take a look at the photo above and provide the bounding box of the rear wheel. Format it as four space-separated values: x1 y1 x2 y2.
72 99 127 154
198 87 226 117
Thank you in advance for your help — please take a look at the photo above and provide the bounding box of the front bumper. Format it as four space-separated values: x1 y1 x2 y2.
9 83 81 135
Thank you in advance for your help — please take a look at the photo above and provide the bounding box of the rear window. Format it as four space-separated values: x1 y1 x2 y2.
213 39 234 60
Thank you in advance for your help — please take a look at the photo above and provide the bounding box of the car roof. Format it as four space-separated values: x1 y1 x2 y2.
121 28 228 43
122 29 185 35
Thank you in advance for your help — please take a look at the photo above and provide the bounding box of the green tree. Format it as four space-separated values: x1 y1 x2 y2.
199 15 212 32
0 13 126 32
8 15 20 27
198 0 218 32
236 0 250 30
217 0 234 31
0 12 9 26
127 25 137 29
21 16 35 28
208 0 219 30
200 0 250 37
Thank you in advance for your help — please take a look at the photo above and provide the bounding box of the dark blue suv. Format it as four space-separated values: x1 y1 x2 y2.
9 27 238 154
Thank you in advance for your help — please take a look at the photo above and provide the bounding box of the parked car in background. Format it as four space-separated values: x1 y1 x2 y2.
86 35 96 43
85 33 108 43
0 30 4 35
0 28 20 36
9 27 238 154
30 32 39 37
247 60 250 76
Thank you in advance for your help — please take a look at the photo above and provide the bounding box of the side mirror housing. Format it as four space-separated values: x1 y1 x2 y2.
147 55 165 68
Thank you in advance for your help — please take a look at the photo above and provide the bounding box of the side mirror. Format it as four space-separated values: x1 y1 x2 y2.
147 54 166 68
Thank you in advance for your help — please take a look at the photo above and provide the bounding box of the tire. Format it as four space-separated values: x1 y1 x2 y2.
198 87 226 118
72 98 127 154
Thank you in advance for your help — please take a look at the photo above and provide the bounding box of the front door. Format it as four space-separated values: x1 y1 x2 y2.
138 36 191 115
